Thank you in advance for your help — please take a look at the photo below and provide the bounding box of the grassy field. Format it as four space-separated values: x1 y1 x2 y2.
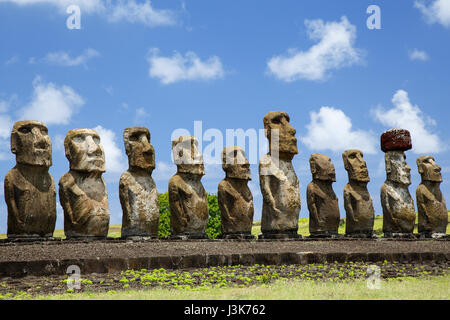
23 275 450 300
1 213 449 239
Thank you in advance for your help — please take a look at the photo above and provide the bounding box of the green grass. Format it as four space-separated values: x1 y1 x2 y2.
22 275 450 300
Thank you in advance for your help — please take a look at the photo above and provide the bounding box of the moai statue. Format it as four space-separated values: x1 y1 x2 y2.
4 121 56 239
380 129 416 238
342 149 375 238
59 129 110 239
168 136 209 239
119 127 159 239
218 146 254 239
259 111 301 239
416 155 448 238
307 153 340 237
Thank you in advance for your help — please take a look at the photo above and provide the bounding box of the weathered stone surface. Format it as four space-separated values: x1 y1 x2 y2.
381 128 412 152
342 149 375 236
218 146 254 235
59 129 110 238
4 121 56 238
381 150 416 235
259 111 301 235
169 136 209 237
119 127 159 238
307 153 340 236
416 155 448 235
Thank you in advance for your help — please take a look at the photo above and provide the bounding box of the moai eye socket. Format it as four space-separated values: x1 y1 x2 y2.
40 127 48 135
93 136 100 145
19 126 31 134
129 134 140 142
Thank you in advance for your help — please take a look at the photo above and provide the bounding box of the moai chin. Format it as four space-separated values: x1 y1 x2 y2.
168 136 209 239
259 111 301 239
342 149 375 238
218 146 254 239
59 129 110 239
307 153 340 237
416 155 448 237
380 129 416 237
119 127 159 239
4 120 56 238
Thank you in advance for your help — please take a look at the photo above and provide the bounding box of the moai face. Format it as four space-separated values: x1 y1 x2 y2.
11 120 52 167
417 155 442 183
124 127 155 174
264 111 298 159
172 136 204 176
310 153 336 182
64 129 105 172
385 151 411 185
222 146 251 180
342 149 369 182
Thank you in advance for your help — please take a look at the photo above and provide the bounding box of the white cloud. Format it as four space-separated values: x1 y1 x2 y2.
0 0 178 27
134 107 150 124
301 106 377 154
93 125 126 174
373 89 444 153
0 114 13 139
267 16 363 82
108 0 176 27
409 49 429 61
148 49 225 84
5 55 19 65
414 0 450 28
17 76 84 125
152 161 176 181
43 48 100 67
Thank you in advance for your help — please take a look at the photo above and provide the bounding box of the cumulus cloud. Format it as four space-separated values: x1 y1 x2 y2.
17 76 84 125
152 161 176 182
148 49 225 84
409 49 429 61
0 0 178 27
267 16 363 82
93 125 126 174
372 90 444 153
43 48 100 67
414 0 450 28
301 106 377 154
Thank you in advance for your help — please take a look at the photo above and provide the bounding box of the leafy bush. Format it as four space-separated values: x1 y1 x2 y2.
157 192 222 239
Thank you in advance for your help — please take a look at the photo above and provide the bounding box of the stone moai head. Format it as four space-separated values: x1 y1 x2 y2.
64 129 105 173
381 128 412 186
172 136 205 176
222 146 251 180
310 153 336 182
417 155 442 183
263 111 298 159
123 127 155 174
11 120 52 167
342 149 369 182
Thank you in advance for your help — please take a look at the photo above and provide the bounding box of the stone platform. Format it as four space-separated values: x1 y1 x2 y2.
0 238 448 278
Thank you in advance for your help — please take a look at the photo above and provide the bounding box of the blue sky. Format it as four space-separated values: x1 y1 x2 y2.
1 0 449 233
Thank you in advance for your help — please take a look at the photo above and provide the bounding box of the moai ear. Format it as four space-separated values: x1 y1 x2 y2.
385 157 391 174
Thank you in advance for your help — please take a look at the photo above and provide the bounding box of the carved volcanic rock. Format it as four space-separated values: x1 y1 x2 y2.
381 128 412 152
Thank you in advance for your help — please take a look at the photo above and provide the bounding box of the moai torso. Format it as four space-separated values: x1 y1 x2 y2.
119 127 159 238
4 121 56 238
259 111 301 235
169 136 209 236
307 153 340 235
416 155 448 235
380 129 416 235
169 173 209 235
342 149 374 235
59 129 110 238
218 146 254 235
260 155 301 232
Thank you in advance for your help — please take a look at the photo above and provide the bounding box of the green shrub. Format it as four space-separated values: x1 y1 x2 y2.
157 192 222 239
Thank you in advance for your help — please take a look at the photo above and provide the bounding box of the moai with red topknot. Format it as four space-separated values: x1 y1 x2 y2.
380 129 416 238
